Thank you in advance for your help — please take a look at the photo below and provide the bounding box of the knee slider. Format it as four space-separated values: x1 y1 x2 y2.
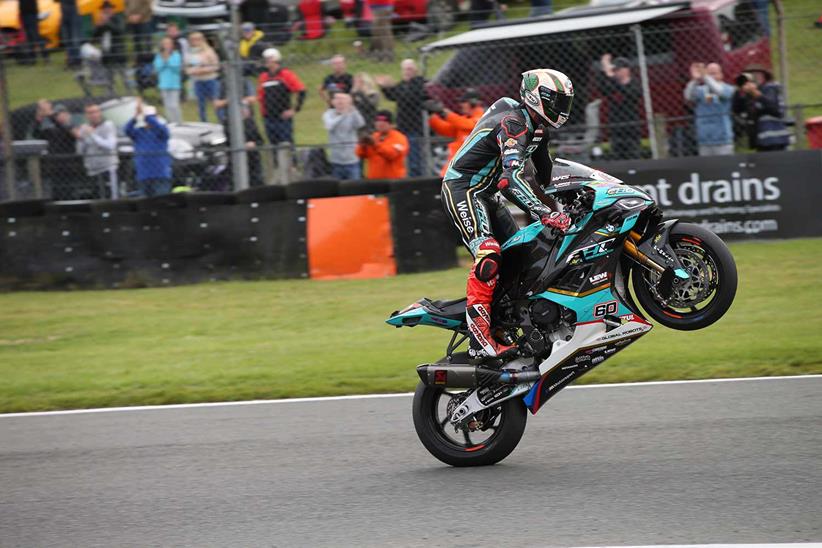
474 253 501 282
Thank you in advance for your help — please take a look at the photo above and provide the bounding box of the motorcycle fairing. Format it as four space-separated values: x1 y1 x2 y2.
532 287 633 324
386 299 465 330
522 314 652 414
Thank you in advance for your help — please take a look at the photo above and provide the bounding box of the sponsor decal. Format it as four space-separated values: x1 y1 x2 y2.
589 272 608 284
552 174 571 181
607 186 637 196
600 326 645 341
434 370 448 384
524 91 540 107
504 138 517 147
456 200 474 234
503 149 519 155
570 238 616 262
654 246 675 264
549 371 576 391
523 73 539 91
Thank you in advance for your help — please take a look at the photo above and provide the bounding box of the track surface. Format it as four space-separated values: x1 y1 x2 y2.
1 377 821 547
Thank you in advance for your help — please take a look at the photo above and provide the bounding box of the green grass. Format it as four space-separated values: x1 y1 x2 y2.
1 238 820 413
6 0 819 146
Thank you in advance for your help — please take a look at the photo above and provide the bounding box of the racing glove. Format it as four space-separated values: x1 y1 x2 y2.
540 211 572 233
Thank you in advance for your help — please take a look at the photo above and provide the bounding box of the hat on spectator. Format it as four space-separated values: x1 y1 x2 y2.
613 57 631 69
375 110 393 124
459 88 481 103
263 48 282 62
53 103 68 114
744 64 773 81
241 22 255 33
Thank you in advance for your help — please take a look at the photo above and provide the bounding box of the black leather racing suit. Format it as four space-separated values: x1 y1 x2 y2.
441 97 555 256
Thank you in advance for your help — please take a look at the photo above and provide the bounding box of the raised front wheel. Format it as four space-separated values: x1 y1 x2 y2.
632 222 738 330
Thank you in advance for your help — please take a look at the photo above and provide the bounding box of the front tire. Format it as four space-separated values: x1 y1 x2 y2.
412 353 527 466
632 222 737 330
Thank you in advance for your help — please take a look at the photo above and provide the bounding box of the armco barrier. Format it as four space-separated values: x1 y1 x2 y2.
0 178 457 290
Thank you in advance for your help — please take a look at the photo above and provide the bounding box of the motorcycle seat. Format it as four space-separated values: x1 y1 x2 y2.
423 297 467 322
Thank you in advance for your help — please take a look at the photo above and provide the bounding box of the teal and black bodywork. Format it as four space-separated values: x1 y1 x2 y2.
388 160 685 335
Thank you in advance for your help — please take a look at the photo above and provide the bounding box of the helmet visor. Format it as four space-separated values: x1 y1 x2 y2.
539 87 573 122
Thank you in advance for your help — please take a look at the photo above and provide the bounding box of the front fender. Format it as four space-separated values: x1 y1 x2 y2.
637 219 689 280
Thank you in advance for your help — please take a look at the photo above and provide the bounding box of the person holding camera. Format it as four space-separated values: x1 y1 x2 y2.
355 110 408 179
323 93 366 181
733 66 790 152
427 88 486 176
684 62 735 156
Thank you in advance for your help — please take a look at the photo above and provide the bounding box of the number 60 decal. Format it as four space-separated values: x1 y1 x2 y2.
594 300 618 317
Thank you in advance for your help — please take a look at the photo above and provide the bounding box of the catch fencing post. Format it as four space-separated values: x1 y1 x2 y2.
632 24 659 160
0 46 15 199
224 0 250 191
772 0 789 105
420 52 434 176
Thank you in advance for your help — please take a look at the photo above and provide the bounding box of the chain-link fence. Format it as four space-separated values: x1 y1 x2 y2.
2 0 821 201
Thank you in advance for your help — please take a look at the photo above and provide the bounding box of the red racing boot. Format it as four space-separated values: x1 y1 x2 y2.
465 239 517 363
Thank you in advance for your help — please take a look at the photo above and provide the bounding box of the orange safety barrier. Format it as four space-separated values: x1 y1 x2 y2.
306 195 397 280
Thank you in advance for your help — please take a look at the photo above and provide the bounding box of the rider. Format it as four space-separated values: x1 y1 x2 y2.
441 68 575 362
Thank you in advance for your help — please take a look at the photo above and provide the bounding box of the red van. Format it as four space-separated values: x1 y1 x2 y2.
422 0 771 132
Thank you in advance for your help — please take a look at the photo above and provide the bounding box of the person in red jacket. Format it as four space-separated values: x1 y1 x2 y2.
355 110 409 179
428 88 486 176
257 48 307 145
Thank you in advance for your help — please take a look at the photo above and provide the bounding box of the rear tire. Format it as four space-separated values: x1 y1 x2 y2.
412 353 527 466
632 222 737 330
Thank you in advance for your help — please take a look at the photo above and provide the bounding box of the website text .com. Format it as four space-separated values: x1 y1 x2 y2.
697 219 779 235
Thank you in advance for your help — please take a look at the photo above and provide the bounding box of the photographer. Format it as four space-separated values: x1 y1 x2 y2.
683 62 735 156
355 110 408 179
733 66 790 152
427 89 485 176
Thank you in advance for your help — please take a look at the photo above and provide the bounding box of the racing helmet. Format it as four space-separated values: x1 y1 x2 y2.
519 69 574 129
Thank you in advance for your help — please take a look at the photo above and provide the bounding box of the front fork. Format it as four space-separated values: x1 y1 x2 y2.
622 221 691 299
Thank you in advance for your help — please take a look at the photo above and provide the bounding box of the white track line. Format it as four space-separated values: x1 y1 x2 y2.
2 374 820 419
577 544 822 548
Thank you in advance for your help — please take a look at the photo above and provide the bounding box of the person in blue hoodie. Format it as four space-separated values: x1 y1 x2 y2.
684 62 736 156
124 99 172 196
153 36 183 123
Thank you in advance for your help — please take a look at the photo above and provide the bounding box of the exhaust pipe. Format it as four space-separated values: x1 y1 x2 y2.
417 364 541 388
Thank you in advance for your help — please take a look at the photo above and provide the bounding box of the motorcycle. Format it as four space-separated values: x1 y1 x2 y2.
386 159 738 467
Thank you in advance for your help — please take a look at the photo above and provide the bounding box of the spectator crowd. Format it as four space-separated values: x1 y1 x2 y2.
9 0 795 200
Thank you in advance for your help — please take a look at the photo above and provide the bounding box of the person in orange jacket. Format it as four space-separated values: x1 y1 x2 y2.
355 110 409 179
428 88 486 176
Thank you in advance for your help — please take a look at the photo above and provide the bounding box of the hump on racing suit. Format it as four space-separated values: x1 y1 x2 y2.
441 97 555 246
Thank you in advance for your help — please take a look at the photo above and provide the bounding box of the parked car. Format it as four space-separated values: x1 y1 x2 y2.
0 0 124 54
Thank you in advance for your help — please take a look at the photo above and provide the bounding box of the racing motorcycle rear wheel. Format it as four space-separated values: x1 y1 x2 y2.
632 222 737 331
412 353 528 467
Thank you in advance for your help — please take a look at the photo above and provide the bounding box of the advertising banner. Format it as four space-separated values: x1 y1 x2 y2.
599 150 822 240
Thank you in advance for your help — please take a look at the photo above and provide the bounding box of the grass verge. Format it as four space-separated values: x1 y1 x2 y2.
1 238 820 413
